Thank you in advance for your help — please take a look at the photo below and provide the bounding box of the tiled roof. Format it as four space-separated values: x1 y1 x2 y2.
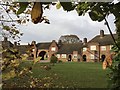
88 34 118 45
57 43 83 54
37 42 51 49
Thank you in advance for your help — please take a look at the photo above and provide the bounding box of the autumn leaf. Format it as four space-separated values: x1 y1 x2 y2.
17 2 29 15
31 2 43 24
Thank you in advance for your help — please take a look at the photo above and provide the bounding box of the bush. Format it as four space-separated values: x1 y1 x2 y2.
50 55 58 64
57 60 63 63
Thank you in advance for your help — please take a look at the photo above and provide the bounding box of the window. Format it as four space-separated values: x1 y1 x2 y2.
110 45 113 50
83 47 87 52
90 54 94 59
61 54 66 58
101 46 106 51
90 45 96 50
73 54 77 58
57 54 60 58
51 47 56 51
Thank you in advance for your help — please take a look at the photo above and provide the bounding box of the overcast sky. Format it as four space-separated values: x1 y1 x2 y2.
15 5 116 44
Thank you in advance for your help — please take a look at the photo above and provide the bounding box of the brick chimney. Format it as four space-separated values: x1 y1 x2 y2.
100 30 104 37
52 40 56 42
58 40 62 48
14 42 17 46
83 38 87 44
31 41 36 45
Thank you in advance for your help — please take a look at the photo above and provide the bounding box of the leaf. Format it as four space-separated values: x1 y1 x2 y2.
31 2 43 24
3 26 10 31
60 2 74 11
89 11 99 21
56 2 61 9
17 2 29 15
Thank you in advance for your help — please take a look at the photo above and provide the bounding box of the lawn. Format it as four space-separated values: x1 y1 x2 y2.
3 61 109 88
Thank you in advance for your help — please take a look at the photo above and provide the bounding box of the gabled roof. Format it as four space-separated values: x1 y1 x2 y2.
88 34 118 46
57 43 83 54
37 42 51 49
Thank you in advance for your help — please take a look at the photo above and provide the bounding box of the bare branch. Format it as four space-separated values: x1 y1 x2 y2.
105 18 120 50
0 19 18 22
1 4 14 22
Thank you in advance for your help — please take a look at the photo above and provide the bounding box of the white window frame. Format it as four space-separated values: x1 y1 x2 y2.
51 47 56 51
73 54 77 59
90 45 96 50
90 54 94 59
110 45 113 50
57 54 60 58
83 47 87 52
61 54 66 58
101 46 106 51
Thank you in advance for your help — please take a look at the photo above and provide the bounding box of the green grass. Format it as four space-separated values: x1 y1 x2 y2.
3 61 109 88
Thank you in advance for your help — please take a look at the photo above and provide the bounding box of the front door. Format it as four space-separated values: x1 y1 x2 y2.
68 55 72 61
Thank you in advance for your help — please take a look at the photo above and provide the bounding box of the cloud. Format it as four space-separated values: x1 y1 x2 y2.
19 6 116 44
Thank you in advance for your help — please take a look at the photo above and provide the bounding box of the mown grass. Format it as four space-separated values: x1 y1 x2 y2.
3 61 109 88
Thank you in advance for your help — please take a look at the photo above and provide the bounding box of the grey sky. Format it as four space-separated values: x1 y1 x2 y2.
18 5 116 44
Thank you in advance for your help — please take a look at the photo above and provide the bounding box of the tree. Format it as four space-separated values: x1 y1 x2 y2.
59 35 81 44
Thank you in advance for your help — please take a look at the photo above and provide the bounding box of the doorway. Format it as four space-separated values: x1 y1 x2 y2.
38 51 47 60
68 55 72 61
101 54 106 62
83 55 87 61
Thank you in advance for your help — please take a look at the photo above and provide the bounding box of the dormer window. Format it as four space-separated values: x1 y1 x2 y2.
101 46 106 51
90 45 96 50
51 47 56 51
83 47 87 52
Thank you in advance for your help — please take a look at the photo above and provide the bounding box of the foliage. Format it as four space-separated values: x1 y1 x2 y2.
57 60 63 63
1 48 33 85
1 47 53 88
107 45 120 89
50 55 58 64
59 35 80 44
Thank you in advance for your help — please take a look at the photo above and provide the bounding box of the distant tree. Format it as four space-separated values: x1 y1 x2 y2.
59 35 81 44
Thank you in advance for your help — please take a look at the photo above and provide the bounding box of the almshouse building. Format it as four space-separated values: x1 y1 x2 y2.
1 30 117 62
82 30 117 62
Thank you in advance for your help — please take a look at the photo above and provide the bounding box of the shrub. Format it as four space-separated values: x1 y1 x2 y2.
50 55 58 64
57 60 63 63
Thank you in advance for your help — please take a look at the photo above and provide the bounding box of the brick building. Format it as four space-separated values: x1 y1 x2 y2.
1 30 117 62
82 30 117 62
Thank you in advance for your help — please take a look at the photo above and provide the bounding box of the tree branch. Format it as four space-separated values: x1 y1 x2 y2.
105 18 120 50
0 19 18 22
1 5 14 22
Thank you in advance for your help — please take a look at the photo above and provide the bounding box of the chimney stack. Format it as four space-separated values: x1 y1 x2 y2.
14 42 17 46
31 41 36 45
83 38 87 44
100 30 104 37
52 40 56 42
